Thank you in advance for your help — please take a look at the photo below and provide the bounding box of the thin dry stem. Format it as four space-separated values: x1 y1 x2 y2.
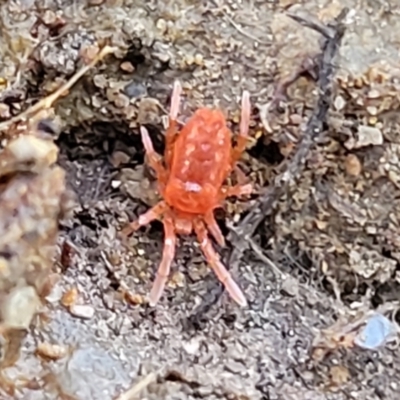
0 45 116 132
114 373 157 400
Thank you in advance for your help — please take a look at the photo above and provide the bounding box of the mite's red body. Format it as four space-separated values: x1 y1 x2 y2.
123 81 252 307
165 108 232 214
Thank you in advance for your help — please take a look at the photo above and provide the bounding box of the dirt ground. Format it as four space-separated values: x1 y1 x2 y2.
1 0 400 399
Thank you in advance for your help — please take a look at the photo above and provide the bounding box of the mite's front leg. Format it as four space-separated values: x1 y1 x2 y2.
140 126 168 184
219 183 253 201
231 90 251 166
165 80 182 168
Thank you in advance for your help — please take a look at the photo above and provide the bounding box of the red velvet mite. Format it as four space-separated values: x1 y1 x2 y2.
123 80 252 306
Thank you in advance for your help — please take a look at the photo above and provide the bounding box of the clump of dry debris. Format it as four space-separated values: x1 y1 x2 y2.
0 120 73 374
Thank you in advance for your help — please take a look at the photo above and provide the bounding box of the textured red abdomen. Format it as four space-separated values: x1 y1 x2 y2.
171 108 231 186
164 108 233 214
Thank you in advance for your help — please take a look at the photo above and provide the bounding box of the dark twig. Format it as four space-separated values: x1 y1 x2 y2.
227 8 348 267
185 9 348 319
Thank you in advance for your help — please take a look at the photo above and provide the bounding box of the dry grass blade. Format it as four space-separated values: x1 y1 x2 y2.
0 45 116 132
114 372 157 400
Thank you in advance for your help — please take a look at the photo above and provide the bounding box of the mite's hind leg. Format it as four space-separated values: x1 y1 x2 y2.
121 201 168 237
165 80 182 168
149 215 176 306
231 90 251 166
204 211 225 247
194 219 247 307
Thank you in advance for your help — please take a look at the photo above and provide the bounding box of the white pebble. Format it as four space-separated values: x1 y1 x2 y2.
69 304 95 320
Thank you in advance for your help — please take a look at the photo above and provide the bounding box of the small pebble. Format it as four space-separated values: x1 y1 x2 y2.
329 365 349 386
36 342 68 360
111 150 130 167
367 89 381 99
345 154 362 176
124 82 147 99
124 291 145 305
280 276 299 297
61 287 78 307
366 105 378 116
289 113 302 125
0 103 10 119
334 95 346 111
357 125 383 146
120 61 135 73
111 180 122 189
354 313 396 350
69 304 95 320
42 10 57 25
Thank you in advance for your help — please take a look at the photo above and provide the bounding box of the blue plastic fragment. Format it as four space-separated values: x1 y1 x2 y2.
354 313 396 350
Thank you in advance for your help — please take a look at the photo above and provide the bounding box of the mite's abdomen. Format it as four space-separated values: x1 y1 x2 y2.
170 108 232 188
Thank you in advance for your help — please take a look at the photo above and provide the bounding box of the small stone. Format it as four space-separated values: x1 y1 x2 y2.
88 0 104 4
329 365 349 386
120 61 135 73
124 82 147 99
113 93 130 108
169 271 185 288
289 114 302 125
93 74 108 89
334 95 346 111
366 105 378 116
156 18 167 33
345 125 383 149
0 103 10 119
1 286 41 330
182 338 200 355
36 342 68 360
111 180 121 189
42 10 57 25
357 125 383 146
315 219 327 230
111 151 130 167
185 55 195 65
345 154 362 176
80 44 100 64
280 276 299 297
367 89 381 99
124 292 145 305
279 0 297 7
368 116 378 125
61 287 78 308
194 53 204 65
69 304 95 320
388 170 400 186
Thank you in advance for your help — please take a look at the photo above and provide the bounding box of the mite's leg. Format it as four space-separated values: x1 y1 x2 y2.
121 201 167 236
165 80 182 168
219 183 253 201
194 219 247 307
204 211 225 247
234 164 248 185
140 126 167 184
230 90 251 166
149 215 176 306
